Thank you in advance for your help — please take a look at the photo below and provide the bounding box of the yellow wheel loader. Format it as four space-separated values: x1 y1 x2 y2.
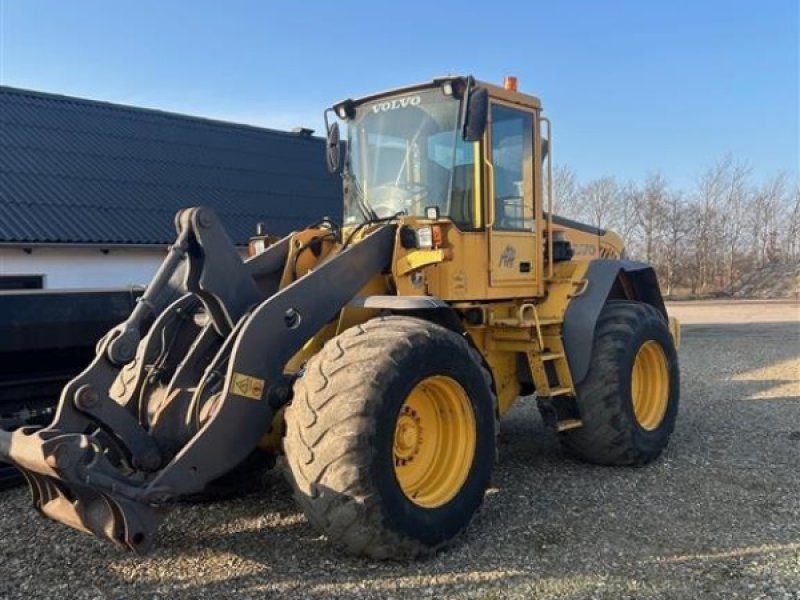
0 76 680 558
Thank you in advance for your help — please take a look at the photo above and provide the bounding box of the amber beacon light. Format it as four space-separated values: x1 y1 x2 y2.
503 75 518 91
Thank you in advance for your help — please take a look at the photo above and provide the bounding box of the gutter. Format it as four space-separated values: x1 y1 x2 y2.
0 242 248 250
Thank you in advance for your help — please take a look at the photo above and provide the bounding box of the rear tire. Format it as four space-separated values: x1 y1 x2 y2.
284 316 496 559
560 300 679 466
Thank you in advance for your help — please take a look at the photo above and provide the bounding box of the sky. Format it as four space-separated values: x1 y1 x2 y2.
0 0 797 189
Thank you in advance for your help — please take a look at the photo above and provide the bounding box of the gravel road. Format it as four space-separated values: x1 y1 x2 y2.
1 300 798 599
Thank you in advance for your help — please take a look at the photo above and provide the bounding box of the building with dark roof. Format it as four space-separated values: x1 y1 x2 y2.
0 85 342 289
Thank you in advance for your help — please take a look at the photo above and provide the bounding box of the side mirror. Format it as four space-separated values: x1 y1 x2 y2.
463 87 489 142
326 121 341 173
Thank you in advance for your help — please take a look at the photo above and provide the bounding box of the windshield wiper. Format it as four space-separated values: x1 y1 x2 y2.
345 171 378 221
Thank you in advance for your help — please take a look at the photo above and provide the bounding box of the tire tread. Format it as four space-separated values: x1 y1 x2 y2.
560 301 679 466
285 316 495 559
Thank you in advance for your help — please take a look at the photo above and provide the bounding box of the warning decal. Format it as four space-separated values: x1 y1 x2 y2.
231 372 265 400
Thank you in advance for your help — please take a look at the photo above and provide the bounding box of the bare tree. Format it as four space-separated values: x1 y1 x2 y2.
546 158 796 297
662 190 691 296
690 164 727 293
749 173 788 267
551 164 580 217
634 173 668 265
580 176 619 229
785 185 800 261
718 157 752 287
614 180 641 243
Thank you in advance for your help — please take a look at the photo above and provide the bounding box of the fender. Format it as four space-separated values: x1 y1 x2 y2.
350 295 500 403
563 260 667 386
349 295 465 334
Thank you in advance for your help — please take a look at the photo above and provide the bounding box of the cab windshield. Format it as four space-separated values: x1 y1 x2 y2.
344 88 475 227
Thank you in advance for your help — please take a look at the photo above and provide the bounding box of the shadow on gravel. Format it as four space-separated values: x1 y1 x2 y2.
681 321 799 342
2 319 798 599
103 480 800 600
681 322 800 403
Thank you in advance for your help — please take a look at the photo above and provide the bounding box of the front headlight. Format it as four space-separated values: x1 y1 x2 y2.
416 226 433 249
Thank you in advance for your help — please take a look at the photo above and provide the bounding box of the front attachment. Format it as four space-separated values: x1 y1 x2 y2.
0 207 396 552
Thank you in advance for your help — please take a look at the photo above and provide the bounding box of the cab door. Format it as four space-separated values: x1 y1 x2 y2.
487 103 538 291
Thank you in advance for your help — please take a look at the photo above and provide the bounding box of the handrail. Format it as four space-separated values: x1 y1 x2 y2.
541 116 554 279
484 157 496 228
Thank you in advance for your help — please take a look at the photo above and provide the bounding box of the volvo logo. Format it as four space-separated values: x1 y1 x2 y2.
370 95 421 113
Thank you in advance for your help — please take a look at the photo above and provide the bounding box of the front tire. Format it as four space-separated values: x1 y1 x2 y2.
560 301 680 466
284 316 496 559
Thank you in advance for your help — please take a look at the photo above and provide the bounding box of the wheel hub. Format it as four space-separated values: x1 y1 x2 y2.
631 340 670 431
394 409 421 462
392 375 477 508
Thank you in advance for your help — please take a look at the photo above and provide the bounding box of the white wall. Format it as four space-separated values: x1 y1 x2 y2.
0 246 167 289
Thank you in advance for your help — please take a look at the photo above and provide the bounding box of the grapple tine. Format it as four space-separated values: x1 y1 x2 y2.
3 430 161 552
31 475 161 552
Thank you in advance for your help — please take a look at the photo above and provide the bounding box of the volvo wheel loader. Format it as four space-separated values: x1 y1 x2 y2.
0 75 680 559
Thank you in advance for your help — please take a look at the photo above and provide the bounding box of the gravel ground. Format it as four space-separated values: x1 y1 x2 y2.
1 300 798 599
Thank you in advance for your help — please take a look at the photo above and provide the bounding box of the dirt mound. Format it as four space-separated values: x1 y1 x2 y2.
729 262 800 298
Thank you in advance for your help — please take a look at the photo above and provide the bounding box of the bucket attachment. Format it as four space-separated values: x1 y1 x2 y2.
0 207 395 552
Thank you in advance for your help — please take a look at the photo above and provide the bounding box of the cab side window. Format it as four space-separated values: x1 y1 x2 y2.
491 105 534 230
427 133 475 229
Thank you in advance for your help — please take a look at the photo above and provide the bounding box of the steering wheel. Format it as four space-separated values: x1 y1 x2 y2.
394 181 428 199
367 183 429 218
367 202 400 218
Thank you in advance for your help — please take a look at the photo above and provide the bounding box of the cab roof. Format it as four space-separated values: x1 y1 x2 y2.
333 75 542 116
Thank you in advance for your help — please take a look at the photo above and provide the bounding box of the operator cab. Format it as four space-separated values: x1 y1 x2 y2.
327 75 551 300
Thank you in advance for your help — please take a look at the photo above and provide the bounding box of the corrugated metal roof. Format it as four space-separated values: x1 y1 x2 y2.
0 86 342 245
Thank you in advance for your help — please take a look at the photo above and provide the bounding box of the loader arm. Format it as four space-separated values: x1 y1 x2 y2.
0 207 395 553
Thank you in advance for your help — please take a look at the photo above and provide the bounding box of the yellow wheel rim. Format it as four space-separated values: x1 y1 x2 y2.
630 340 670 431
393 375 476 508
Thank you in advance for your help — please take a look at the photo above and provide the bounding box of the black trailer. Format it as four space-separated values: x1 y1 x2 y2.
0 288 141 487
